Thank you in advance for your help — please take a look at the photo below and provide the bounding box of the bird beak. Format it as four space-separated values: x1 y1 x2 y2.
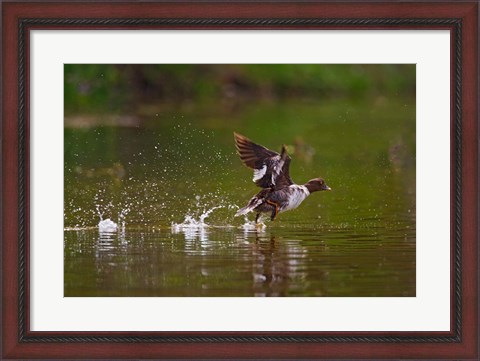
323 185 332 191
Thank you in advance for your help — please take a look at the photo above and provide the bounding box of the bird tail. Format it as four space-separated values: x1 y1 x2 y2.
235 206 253 217
235 197 263 217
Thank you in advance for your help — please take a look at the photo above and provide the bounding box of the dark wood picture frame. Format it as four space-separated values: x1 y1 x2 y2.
1 1 478 359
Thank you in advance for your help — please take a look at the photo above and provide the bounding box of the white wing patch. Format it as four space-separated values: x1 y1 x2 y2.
271 157 284 185
252 165 267 182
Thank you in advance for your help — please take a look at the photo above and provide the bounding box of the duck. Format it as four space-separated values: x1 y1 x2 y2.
234 132 331 223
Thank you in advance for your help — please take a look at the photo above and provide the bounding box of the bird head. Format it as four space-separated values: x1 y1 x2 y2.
305 178 331 193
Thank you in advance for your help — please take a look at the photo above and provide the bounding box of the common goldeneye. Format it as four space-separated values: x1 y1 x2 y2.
234 132 331 222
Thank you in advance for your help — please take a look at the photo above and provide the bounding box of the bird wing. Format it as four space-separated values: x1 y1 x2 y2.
234 132 294 189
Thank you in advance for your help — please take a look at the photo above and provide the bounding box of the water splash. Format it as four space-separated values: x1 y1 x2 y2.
171 205 223 232
199 205 224 223
171 206 225 244
118 207 130 232
98 218 118 233
239 215 266 232
96 203 103 222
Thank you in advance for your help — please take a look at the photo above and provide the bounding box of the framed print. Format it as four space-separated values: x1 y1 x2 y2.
1 1 478 360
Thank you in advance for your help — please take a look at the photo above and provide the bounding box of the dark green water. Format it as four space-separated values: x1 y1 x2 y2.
64 98 415 297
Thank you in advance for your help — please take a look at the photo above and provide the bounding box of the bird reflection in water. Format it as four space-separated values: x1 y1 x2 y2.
251 233 309 297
